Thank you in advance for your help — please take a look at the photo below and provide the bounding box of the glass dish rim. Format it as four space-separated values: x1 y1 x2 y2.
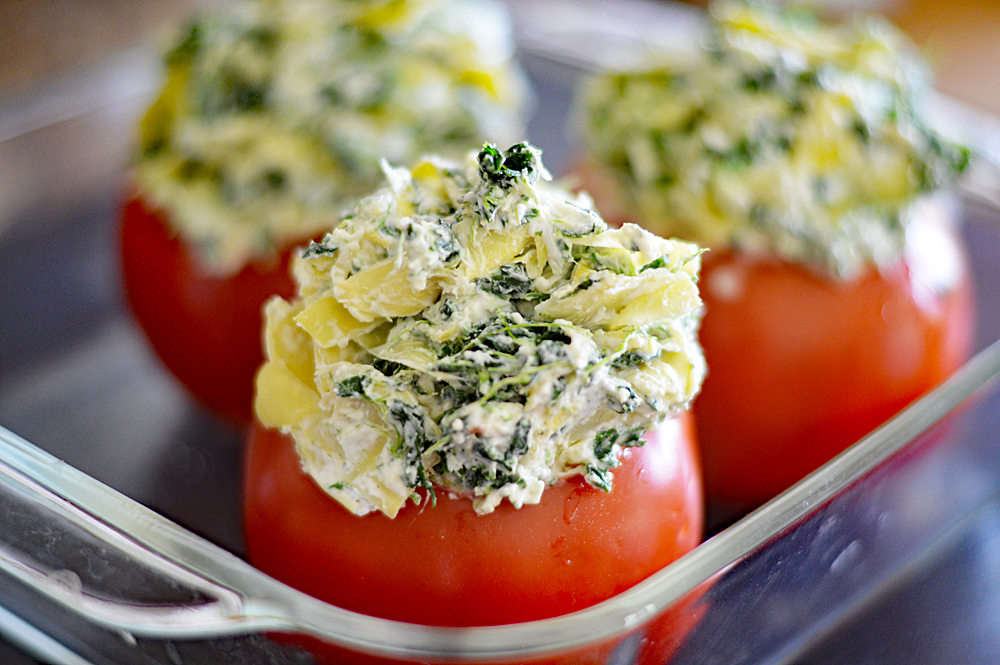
2 338 998 661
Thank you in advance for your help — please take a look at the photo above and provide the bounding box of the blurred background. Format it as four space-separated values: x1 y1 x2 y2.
1 1 999 664
1 0 999 115
0 0 214 100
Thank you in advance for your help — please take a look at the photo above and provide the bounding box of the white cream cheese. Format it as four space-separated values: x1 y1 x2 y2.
255 143 706 517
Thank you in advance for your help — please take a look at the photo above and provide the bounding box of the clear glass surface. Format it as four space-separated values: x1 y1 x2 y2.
3 1 1000 663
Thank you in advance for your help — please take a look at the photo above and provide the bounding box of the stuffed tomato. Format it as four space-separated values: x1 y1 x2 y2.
577 0 975 512
244 143 707 629
120 0 528 422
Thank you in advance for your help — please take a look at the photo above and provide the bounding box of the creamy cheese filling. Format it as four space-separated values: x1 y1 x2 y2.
255 143 706 517
579 0 969 278
134 0 527 274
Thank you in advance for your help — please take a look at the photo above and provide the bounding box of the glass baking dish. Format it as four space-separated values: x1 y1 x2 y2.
3 1 1000 663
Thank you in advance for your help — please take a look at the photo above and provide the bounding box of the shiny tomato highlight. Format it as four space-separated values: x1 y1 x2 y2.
694 232 974 512
243 413 703 627
119 196 303 424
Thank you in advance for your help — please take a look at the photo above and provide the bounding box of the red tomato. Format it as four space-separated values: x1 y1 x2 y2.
572 160 975 513
694 230 975 512
243 413 703 628
119 196 304 424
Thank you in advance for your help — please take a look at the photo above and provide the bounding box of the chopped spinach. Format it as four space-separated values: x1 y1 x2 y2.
640 256 666 273
586 465 613 492
478 143 541 188
386 401 434 492
608 383 642 414
743 69 777 92
245 26 278 52
335 375 366 398
477 263 533 297
263 169 286 192
302 241 338 258
571 244 636 275
510 418 531 455
216 67 266 112
439 382 480 413
592 427 644 461
852 118 872 144
610 351 653 368
439 299 456 319
709 136 759 167
372 358 404 377
431 316 576 422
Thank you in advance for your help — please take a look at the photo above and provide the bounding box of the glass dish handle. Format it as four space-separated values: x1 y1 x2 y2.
0 430 255 638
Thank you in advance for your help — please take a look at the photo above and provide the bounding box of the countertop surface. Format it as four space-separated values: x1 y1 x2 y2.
0 1 215 101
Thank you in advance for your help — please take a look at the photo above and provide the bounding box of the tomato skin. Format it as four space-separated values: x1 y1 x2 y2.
694 240 975 511
243 413 703 627
119 196 301 424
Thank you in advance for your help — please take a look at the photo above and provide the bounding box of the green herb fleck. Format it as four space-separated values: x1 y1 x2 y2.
477 263 533 297
477 143 542 188
372 358 404 377
640 257 666 272
336 375 366 398
302 241 338 258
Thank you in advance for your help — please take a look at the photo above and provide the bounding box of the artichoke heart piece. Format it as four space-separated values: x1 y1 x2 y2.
570 242 640 275
619 349 703 408
370 331 438 373
463 224 532 280
335 259 443 321
537 270 701 330
139 63 188 154
254 360 322 429
365 478 409 518
296 395 409 518
410 160 451 199
257 297 322 428
264 297 317 388
460 68 499 97
614 271 702 329
295 292 383 348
